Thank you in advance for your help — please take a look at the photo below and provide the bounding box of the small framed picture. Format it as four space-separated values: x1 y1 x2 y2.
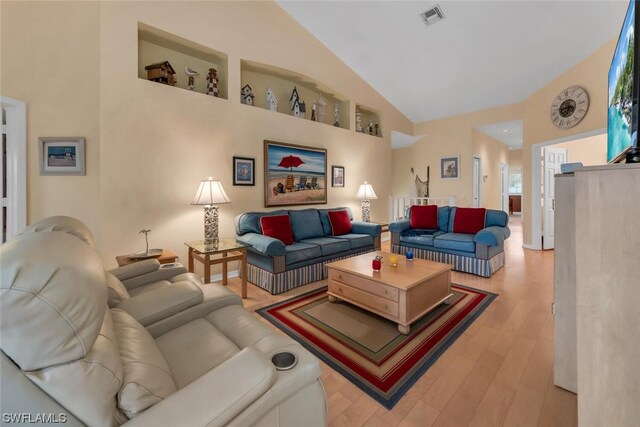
440 156 460 179
332 165 345 187
233 156 255 186
39 137 85 176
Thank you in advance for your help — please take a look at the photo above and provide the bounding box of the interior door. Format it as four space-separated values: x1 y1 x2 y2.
501 163 509 214
1 112 6 243
473 156 481 208
543 147 567 249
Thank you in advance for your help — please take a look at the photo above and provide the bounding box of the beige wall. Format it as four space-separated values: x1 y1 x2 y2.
407 103 522 207
1 1 413 268
509 149 523 168
472 130 509 210
1 1 102 248
391 148 413 196
522 39 615 246
553 133 607 166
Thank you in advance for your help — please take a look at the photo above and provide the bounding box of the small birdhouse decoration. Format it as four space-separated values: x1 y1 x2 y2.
266 86 278 111
316 95 327 123
207 68 219 97
289 86 305 118
333 103 340 127
145 61 176 86
241 84 255 105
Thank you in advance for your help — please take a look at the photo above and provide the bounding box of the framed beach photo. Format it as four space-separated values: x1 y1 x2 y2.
440 156 459 179
233 156 255 186
264 140 327 207
38 137 86 176
332 165 345 187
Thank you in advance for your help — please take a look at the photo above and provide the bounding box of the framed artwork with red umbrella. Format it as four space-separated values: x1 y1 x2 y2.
264 140 327 207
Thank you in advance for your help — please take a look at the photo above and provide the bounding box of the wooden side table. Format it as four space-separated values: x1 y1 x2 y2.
115 249 178 267
185 239 249 299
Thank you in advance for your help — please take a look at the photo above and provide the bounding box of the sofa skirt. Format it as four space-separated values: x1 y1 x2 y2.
391 244 505 278
245 248 375 295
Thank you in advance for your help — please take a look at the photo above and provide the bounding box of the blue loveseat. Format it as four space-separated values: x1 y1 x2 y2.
235 207 381 294
389 206 510 277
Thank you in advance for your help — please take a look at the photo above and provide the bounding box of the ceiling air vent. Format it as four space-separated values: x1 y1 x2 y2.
420 5 445 26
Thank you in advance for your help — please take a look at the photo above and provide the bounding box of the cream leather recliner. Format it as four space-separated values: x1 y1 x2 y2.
1 224 327 426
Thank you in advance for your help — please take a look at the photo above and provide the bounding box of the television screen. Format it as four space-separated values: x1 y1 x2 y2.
608 0 637 163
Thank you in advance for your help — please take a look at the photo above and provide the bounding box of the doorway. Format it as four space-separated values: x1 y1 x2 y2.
0 96 27 243
501 162 509 213
472 156 481 208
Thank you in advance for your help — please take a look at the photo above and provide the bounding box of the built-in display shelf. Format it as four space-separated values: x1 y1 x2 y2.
355 104 382 138
240 59 350 129
138 23 228 99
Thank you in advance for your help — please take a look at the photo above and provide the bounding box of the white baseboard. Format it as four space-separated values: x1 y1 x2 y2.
206 269 240 283
522 243 540 250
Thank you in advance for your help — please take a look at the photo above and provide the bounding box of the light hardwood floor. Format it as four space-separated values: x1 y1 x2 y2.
217 216 577 426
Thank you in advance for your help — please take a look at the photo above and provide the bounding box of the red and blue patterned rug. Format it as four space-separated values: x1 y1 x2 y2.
257 284 497 409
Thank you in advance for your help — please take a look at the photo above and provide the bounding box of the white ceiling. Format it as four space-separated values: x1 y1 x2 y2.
391 130 425 148
278 1 628 126
475 119 523 149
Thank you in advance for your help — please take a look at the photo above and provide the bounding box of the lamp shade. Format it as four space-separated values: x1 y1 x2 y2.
355 181 378 200
191 176 231 206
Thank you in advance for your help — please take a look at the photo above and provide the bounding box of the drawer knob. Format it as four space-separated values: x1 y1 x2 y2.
383 289 387 294
383 304 388 309
338 274 342 279
338 287 343 292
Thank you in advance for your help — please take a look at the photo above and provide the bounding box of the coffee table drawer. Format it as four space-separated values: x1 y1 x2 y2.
330 280 399 318
328 270 399 302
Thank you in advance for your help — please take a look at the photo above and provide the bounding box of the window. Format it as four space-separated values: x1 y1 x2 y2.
509 170 522 194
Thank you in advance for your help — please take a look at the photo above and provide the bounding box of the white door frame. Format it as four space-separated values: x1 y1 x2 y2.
473 155 482 208
1 96 27 241
501 162 509 213
530 128 605 250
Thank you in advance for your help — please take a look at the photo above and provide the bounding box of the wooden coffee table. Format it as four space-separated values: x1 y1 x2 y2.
325 251 453 334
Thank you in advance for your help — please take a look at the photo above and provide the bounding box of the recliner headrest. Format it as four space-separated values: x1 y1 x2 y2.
18 216 96 248
0 232 106 370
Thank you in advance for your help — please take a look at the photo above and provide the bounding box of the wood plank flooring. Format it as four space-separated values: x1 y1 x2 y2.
217 216 577 426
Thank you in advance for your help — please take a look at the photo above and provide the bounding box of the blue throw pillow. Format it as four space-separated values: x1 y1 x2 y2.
289 209 324 241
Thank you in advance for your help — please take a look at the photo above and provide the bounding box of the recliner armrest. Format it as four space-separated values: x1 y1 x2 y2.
124 347 277 427
389 220 411 233
351 221 381 236
236 233 285 256
109 263 188 291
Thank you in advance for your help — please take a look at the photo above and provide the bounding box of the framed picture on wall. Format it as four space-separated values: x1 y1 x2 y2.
38 137 86 176
331 165 345 187
233 156 255 186
264 140 327 207
440 156 460 179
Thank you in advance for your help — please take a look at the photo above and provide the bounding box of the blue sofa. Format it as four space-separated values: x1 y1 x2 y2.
235 207 381 294
389 207 510 277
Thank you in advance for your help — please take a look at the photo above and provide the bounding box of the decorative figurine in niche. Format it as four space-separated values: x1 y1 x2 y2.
375 123 380 136
145 61 176 86
289 86 306 118
206 68 219 97
316 95 326 123
184 67 199 91
266 86 278 111
368 121 374 135
241 84 255 106
355 107 362 132
311 101 317 121
333 103 340 127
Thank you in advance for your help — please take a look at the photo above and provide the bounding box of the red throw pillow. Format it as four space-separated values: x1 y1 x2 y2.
453 208 486 234
410 205 438 229
260 215 294 245
328 210 352 236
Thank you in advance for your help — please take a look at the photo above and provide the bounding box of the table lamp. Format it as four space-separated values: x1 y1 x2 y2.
355 181 377 222
191 176 231 249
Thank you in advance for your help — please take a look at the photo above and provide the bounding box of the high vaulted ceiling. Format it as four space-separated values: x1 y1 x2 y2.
278 1 628 125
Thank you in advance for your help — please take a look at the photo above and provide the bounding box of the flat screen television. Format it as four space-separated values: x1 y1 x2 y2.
608 0 639 163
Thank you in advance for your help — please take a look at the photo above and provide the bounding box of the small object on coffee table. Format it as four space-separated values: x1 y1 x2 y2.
389 255 398 267
372 255 382 271
405 250 414 260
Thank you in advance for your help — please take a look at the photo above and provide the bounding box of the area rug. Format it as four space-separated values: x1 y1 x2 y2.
257 284 497 409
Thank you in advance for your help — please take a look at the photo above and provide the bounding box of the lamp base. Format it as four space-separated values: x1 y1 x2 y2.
361 200 371 223
204 205 219 249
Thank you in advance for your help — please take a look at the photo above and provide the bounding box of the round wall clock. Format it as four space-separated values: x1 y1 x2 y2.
550 86 589 129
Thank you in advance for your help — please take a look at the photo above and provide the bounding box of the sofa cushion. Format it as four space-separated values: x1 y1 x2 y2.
111 308 178 418
434 233 476 253
486 209 509 227
106 271 130 308
319 207 353 235
260 214 294 245
410 205 438 229
285 242 322 265
334 233 373 249
399 229 444 247
328 210 352 235
299 237 351 256
453 208 486 234
438 207 451 232
290 209 324 241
